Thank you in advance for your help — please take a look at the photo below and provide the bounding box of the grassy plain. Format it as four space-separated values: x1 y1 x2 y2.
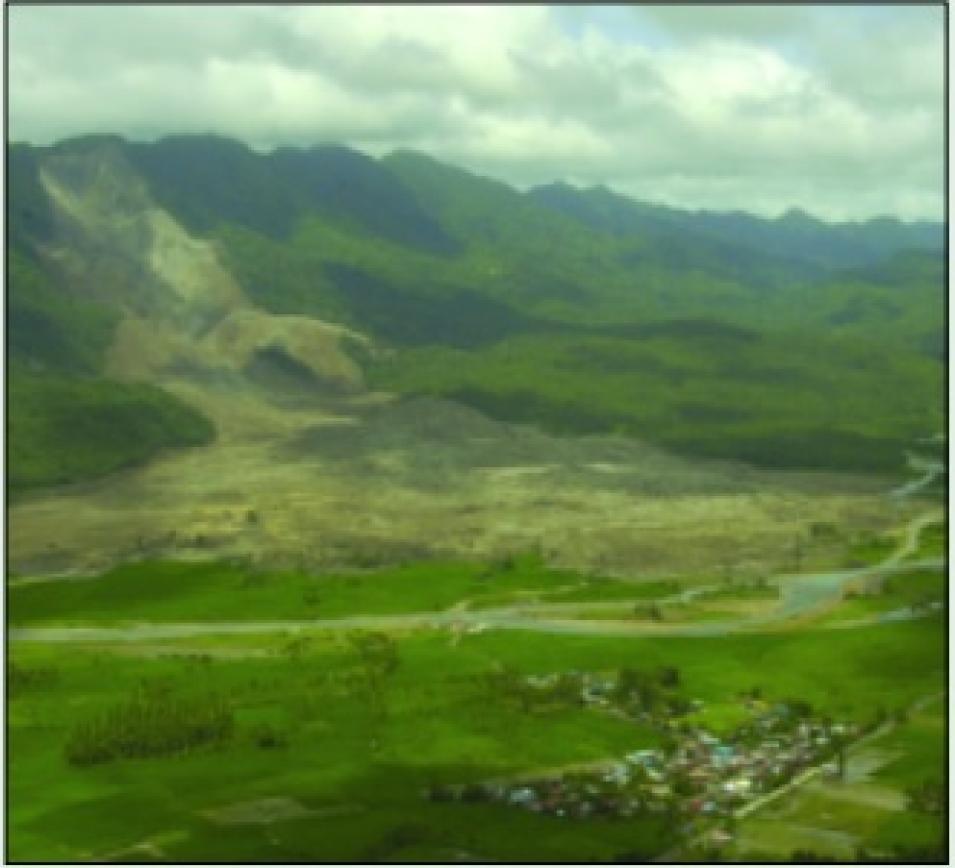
8 557 673 626
8 611 944 862
814 568 945 626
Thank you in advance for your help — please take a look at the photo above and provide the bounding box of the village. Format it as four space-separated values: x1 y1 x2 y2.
427 666 864 849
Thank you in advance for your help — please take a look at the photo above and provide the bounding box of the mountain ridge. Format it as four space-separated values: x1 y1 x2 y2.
6 133 945 494
14 133 943 233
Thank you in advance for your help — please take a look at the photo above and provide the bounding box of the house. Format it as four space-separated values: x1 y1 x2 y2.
707 829 734 848
602 763 630 786
822 761 840 778
722 777 752 797
625 749 660 768
508 786 537 806
712 745 735 766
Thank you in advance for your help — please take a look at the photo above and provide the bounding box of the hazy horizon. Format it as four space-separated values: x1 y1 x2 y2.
10 129 944 228
9 4 944 222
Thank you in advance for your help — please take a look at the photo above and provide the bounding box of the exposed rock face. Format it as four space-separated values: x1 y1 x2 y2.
36 142 368 401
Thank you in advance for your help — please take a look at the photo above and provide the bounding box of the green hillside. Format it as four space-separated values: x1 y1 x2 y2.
368 326 942 474
529 182 942 270
8 135 945 481
8 229 216 494
9 370 214 495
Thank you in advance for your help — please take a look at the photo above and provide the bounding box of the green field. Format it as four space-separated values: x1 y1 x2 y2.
728 694 945 862
819 568 946 625
904 520 947 561
8 610 944 861
10 556 669 626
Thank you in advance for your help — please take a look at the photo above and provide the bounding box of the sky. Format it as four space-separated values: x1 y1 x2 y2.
8 4 945 221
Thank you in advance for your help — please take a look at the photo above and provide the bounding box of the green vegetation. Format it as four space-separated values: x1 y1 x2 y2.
8 634 666 862
534 578 679 605
369 329 940 473
8 556 632 626
8 250 118 374
906 520 947 560
8 615 943 862
119 135 940 475
842 532 899 567
65 685 234 766
9 373 215 494
7 134 947 863
8 226 217 496
10 136 944 479
827 568 945 623
694 580 779 602
126 136 460 254
730 694 945 863
529 182 942 273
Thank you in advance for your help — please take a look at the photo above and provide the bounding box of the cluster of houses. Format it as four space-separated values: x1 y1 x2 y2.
427 667 861 840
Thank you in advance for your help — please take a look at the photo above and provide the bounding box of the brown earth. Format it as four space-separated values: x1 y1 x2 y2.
9 145 913 581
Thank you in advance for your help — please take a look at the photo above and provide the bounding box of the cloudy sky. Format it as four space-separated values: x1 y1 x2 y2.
9 4 945 221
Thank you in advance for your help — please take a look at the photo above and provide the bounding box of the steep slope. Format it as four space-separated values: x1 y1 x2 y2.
124 135 459 255
369 327 942 474
9 373 213 493
8 139 373 494
8 135 945 486
7 143 217 494
8 249 117 374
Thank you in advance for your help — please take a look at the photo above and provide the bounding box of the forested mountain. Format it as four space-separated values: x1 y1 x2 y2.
529 181 942 270
7 134 945 490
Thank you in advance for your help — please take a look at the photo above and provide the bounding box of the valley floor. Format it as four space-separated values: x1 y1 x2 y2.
9 374 908 583
7 498 946 863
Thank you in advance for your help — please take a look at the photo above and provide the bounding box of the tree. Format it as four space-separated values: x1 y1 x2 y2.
905 779 944 815
614 667 662 713
658 665 681 688
485 662 532 712
348 631 400 720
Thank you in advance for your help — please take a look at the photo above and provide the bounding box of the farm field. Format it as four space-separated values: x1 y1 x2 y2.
8 505 946 862
8 615 945 862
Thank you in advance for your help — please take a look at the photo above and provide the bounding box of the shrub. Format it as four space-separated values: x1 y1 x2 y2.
251 723 288 750
8 662 59 696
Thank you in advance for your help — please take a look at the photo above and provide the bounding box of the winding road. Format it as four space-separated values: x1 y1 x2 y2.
9 506 944 645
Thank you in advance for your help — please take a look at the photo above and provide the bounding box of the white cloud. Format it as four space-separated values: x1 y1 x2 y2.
8 4 944 220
